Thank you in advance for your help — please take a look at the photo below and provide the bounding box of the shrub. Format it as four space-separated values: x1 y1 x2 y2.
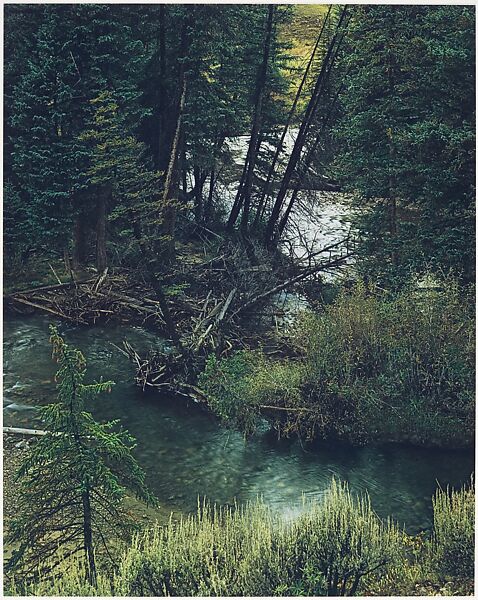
201 277 474 446
291 479 402 596
11 480 405 597
198 351 260 434
199 350 305 435
432 479 474 578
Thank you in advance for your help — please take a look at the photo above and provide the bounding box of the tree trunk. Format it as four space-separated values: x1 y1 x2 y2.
95 190 108 272
159 14 189 264
72 213 87 270
264 6 348 247
255 5 332 228
193 165 204 223
204 167 215 221
82 487 96 586
63 246 72 276
156 5 169 171
276 81 345 238
387 19 399 268
227 5 274 233
131 216 181 347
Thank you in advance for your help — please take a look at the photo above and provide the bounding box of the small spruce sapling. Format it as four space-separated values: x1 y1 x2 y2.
6 325 157 585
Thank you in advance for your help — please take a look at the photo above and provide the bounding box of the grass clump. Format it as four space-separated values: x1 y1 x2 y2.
432 479 474 579
289 480 402 596
9 479 403 597
8 479 474 597
294 279 474 445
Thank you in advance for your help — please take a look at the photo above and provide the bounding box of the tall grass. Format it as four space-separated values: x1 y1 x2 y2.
432 479 475 578
9 480 404 597
9 480 474 597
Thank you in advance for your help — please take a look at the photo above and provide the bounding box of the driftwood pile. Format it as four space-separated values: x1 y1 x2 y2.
5 269 169 328
5 236 353 403
119 236 353 397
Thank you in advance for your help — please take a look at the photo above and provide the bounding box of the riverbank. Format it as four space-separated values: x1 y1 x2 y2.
4 265 475 451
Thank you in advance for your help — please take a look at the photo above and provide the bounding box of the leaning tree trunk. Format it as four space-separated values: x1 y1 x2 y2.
264 6 348 247
227 5 275 233
254 5 332 228
159 12 189 265
160 72 187 265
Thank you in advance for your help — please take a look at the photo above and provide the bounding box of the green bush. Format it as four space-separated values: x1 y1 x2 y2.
432 480 474 578
292 278 474 445
198 351 260 434
291 480 402 596
201 277 474 446
199 350 305 435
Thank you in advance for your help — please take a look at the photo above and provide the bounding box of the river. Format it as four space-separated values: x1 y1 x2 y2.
3 314 474 534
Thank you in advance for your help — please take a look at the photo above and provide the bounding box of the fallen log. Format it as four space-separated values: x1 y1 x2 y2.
4 426 48 436
8 296 89 325
231 252 353 319
6 277 96 297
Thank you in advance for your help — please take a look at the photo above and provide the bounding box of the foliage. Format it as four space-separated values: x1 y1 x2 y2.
10 479 406 597
432 479 475 578
333 6 475 285
201 277 474 446
292 279 475 445
5 326 156 583
3 181 34 271
198 351 260 434
291 480 402 596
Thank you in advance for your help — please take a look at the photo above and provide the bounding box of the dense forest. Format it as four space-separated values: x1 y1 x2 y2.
3 4 475 597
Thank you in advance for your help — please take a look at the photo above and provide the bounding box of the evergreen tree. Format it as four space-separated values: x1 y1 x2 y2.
333 6 475 285
7 5 146 267
6 325 156 585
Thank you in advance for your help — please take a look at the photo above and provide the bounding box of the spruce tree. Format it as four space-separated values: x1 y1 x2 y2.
6 325 156 585
333 6 475 285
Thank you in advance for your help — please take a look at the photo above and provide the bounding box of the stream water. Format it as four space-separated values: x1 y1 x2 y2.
3 314 474 534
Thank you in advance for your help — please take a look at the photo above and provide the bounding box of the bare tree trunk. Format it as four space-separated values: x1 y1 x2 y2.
193 165 204 223
264 6 348 247
160 72 187 264
63 247 72 276
82 487 96 586
254 5 332 228
276 79 346 239
204 167 215 221
95 190 108 272
227 5 275 233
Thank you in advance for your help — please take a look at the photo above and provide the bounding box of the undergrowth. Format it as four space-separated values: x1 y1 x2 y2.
7 479 474 597
201 277 475 446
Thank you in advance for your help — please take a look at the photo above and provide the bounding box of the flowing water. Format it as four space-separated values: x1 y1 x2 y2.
3 314 474 534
